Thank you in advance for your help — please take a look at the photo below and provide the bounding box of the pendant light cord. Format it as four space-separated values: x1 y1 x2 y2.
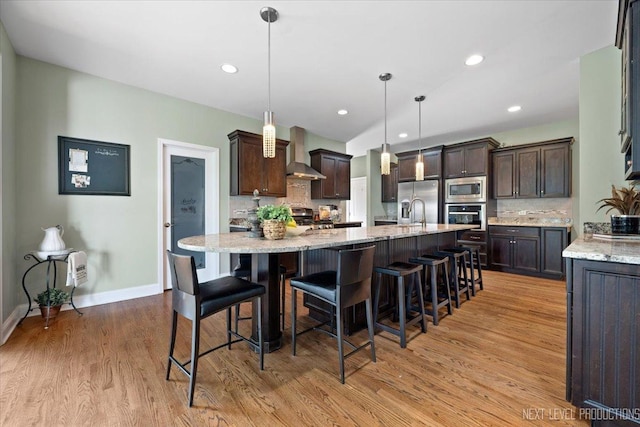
418 99 422 155
384 79 387 146
267 17 271 112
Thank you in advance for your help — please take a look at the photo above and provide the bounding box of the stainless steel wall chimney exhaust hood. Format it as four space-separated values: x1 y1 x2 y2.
286 126 326 180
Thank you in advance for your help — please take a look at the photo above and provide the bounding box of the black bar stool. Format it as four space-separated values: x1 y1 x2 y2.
433 250 471 308
165 251 265 407
373 261 427 348
409 254 453 326
459 244 484 296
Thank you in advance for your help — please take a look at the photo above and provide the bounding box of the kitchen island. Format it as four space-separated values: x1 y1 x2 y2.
562 237 640 426
178 224 478 352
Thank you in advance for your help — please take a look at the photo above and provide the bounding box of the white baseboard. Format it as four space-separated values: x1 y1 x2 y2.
1 283 162 345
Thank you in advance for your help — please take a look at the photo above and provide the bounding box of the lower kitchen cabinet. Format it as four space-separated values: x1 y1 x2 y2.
490 226 540 273
489 225 569 279
566 259 640 426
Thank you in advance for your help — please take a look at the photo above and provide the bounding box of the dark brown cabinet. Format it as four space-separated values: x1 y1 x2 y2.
617 0 640 180
228 130 289 197
381 163 398 202
396 146 443 182
540 227 568 277
310 149 352 200
489 225 568 279
443 138 499 179
566 258 640 425
489 226 540 274
492 138 572 199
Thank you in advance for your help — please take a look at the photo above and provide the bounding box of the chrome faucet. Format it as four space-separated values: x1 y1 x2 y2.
408 197 427 226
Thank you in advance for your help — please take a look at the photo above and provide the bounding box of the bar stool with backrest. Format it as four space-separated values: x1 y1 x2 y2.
373 261 427 348
290 245 377 384
231 253 288 330
432 249 471 308
409 253 453 325
165 250 265 407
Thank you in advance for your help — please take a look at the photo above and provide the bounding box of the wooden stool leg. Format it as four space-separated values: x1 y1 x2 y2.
398 276 407 348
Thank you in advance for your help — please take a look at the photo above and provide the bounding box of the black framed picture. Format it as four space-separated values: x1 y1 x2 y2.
58 136 131 196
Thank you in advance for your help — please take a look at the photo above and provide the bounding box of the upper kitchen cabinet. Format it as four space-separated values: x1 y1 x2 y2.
616 0 640 179
443 138 500 178
492 138 573 199
381 163 398 202
310 149 353 199
228 130 289 197
396 146 443 182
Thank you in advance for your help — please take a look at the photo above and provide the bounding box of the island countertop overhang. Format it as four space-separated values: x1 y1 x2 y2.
562 237 640 265
178 224 479 254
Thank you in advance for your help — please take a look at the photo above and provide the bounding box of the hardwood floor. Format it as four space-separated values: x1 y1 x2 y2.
0 271 588 426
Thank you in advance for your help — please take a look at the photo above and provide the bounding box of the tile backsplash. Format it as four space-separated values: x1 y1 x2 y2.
229 178 345 219
497 198 572 218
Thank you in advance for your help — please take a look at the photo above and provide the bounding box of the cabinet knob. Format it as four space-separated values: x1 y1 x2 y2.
164 222 173 228
618 129 624 135
628 160 633 166
541 189 544 195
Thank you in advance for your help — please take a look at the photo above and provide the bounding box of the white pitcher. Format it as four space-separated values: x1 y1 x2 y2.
39 225 66 252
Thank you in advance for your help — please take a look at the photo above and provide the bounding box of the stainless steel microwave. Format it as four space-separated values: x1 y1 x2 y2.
445 176 487 203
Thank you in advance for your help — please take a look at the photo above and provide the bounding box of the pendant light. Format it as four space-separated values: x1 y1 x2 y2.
261 7 278 158
380 73 392 175
415 95 425 181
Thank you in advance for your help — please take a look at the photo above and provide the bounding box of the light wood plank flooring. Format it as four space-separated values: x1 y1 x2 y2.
0 271 588 426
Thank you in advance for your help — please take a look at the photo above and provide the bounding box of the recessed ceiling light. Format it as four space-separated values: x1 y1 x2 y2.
399 133 408 138
465 54 484 66
221 63 238 74
337 109 348 115
508 105 522 113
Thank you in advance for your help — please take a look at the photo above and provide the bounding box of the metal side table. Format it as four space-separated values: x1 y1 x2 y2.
19 251 83 329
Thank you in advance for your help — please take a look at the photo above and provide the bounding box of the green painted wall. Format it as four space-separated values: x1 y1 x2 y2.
350 156 366 177
1 21 17 325
578 45 625 231
12 57 343 316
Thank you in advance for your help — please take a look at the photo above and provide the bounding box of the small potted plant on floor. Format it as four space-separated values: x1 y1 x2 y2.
257 204 293 240
34 288 70 319
596 184 640 234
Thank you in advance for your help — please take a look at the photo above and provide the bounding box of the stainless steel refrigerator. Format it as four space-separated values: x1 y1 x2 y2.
397 180 439 224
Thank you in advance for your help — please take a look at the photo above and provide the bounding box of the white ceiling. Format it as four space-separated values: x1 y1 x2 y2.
0 0 618 157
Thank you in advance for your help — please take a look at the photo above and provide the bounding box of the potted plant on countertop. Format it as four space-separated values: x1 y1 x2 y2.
257 204 293 240
596 183 640 234
34 288 70 319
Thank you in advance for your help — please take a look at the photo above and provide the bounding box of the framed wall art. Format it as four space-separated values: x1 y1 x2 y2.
58 136 131 196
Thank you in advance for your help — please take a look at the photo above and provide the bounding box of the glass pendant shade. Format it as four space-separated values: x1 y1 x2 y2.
381 147 391 175
263 111 276 158
415 158 424 181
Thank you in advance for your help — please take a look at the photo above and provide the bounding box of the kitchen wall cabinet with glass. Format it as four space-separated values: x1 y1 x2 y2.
310 149 352 200
381 163 398 202
617 0 640 179
443 138 500 179
396 145 443 182
492 138 572 199
228 130 289 197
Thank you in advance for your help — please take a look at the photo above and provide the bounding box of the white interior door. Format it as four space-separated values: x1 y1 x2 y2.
158 139 219 290
347 177 367 225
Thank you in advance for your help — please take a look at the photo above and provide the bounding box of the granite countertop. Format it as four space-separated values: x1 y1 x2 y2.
488 217 573 230
562 237 640 265
178 224 478 253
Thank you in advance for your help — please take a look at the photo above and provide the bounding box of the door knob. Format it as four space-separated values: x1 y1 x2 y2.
164 222 173 228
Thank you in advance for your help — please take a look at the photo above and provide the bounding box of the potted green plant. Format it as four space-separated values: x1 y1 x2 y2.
34 288 70 319
256 204 292 240
596 184 640 234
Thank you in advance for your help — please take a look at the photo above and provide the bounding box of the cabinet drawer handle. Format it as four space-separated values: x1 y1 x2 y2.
469 236 481 240
507 229 518 233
